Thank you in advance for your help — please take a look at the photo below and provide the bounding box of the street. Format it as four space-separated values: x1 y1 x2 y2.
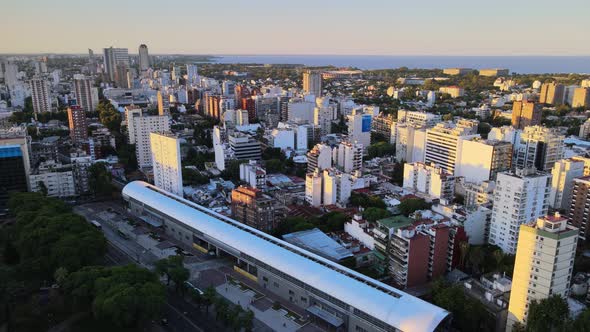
74 201 225 332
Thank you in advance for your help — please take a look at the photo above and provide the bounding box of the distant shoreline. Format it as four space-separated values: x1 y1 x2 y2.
1 53 588 74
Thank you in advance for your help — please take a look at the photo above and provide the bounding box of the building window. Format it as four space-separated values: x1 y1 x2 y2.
273 282 279 288
262 276 268 282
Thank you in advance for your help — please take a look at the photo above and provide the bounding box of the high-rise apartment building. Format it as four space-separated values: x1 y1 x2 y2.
388 219 459 288
347 108 372 152
29 78 51 113
512 101 541 130
157 90 168 116
4 63 18 87
114 63 129 88
515 126 564 171
549 158 585 210
569 177 590 242
372 113 396 143
572 87 590 108
314 97 335 136
539 82 565 105
305 168 352 207
457 138 513 182
302 70 322 97
186 64 198 85
306 143 333 174
395 123 427 163
0 127 31 212
103 47 129 82
239 160 266 190
73 75 96 112
424 122 479 175
150 132 183 196
126 107 170 168
231 186 276 233
488 169 551 254
506 214 578 331
138 44 150 72
67 106 88 144
579 118 590 140
403 162 455 201
333 141 363 173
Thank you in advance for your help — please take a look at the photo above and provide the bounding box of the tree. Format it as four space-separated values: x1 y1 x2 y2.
526 295 569 332
362 207 390 222
390 162 404 185
202 286 217 314
241 309 255 332
467 245 484 273
97 101 122 132
189 288 203 308
154 255 189 290
7 193 106 282
398 198 430 216
88 162 113 196
443 113 454 121
568 308 590 332
92 265 166 327
349 192 386 209
37 181 48 196
367 141 395 159
431 279 491 331
53 267 69 286
214 297 229 321
265 159 284 173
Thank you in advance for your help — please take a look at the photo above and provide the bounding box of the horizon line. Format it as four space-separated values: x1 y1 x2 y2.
1 52 590 57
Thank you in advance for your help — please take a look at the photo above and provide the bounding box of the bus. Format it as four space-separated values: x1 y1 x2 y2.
90 220 102 230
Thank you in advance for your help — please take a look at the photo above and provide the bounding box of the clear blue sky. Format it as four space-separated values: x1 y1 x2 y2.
3 0 589 55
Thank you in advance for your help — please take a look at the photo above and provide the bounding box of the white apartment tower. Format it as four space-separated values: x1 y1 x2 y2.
125 107 170 169
403 162 455 201
347 108 372 152
424 122 479 175
506 214 578 331
303 70 322 97
307 143 333 174
334 141 363 173
314 97 335 136
150 132 183 196
488 169 551 254
549 158 585 210
305 168 352 207
30 78 51 113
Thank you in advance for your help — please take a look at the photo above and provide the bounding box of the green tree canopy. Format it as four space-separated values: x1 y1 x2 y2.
398 198 430 216
88 162 113 196
526 295 569 332
65 265 166 328
362 207 390 222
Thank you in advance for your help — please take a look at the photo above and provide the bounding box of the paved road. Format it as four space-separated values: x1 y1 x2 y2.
73 201 227 332
74 204 158 267
165 291 230 332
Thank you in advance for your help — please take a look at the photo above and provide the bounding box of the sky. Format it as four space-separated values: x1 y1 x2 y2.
2 0 590 55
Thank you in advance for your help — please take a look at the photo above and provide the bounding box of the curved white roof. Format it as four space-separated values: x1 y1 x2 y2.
123 181 449 332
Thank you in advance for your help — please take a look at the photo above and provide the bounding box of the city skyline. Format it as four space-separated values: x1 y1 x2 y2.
3 0 590 56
